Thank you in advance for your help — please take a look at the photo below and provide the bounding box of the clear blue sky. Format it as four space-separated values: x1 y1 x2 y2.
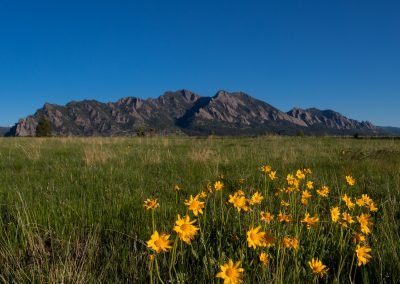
1 0 399 127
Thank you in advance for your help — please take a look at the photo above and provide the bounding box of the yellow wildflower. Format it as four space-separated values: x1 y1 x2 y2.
214 181 224 191
290 237 299 250
286 174 300 189
259 252 269 266
260 211 274 224
361 194 373 205
268 171 278 181
173 214 199 245
296 169 305 180
285 186 298 194
293 179 300 189
346 175 356 186
196 191 207 199
147 231 172 253
368 202 378 212
356 245 372 266
353 233 366 244
281 236 292 248
184 195 205 216
229 192 249 212
286 174 295 185
306 181 314 189
261 164 272 173
330 206 340 223
308 258 328 278
357 213 371 235
342 194 355 210
301 190 312 205
301 212 319 229
280 200 290 207
342 212 355 225
249 192 264 205
143 199 160 210
316 185 329 197
356 197 365 207
247 226 266 249
281 236 299 249
278 212 291 223
216 259 244 284
358 194 378 212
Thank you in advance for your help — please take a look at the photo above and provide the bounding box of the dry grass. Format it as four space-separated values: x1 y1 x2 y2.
16 140 43 161
83 147 113 166
189 148 216 162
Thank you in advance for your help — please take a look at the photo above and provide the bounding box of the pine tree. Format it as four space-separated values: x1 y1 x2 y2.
36 115 52 137
136 126 145 137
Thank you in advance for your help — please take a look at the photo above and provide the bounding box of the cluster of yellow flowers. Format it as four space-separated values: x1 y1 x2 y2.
263 166 375 276
228 190 264 212
143 165 377 283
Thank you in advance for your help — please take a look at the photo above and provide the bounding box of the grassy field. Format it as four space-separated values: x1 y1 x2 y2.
0 136 399 283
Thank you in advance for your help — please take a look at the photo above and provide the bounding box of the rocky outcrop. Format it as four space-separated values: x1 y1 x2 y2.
192 91 307 126
287 108 376 130
8 90 380 136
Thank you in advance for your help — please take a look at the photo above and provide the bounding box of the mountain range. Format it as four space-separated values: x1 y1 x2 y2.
3 90 398 137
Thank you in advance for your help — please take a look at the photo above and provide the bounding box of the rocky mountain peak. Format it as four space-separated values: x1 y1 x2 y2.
5 89 381 137
287 107 376 130
115 97 143 109
181 89 200 103
159 89 200 104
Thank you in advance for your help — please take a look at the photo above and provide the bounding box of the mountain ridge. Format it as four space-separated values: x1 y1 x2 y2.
4 90 390 137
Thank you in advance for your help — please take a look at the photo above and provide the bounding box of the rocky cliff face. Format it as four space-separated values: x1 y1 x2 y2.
7 90 380 136
287 108 375 130
191 91 307 126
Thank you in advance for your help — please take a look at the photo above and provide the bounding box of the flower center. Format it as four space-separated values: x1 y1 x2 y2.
250 232 258 240
154 239 163 247
225 268 235 278
181 224 191 232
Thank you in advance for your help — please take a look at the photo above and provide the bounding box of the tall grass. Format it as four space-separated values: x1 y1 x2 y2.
0 136 399 283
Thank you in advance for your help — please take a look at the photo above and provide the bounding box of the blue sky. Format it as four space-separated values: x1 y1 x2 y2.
0 0 399 127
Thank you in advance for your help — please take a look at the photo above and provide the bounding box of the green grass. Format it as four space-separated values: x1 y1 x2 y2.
0 136 399 283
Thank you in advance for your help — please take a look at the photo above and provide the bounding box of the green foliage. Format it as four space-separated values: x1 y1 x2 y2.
296 129 305 137
35 115 52 137
0 137 399 282
136 126 145 137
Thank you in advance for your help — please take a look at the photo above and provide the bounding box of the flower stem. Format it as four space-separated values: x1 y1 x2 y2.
152 210 155 232
155 258 165 284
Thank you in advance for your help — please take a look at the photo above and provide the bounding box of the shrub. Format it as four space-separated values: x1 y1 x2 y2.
35 115 52 137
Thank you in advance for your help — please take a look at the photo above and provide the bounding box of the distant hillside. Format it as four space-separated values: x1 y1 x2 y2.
377 126 400 136
6 90 383 137
0 127 10 136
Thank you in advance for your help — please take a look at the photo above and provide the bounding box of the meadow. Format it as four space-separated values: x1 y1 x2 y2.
0 136 399 283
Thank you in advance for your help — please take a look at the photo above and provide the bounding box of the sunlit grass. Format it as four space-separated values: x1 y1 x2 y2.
0 136 399 283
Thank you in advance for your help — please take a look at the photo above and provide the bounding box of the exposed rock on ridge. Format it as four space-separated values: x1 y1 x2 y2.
7 90 379 136
287 107 375 130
